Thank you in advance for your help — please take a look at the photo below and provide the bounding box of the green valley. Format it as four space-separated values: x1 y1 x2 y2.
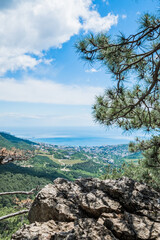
0 132 143 239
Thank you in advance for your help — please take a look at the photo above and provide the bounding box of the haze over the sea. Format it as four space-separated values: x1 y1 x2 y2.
0 126 148 146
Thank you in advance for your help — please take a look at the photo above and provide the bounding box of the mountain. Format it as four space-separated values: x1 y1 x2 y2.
0 133 144 239
0 132 36 150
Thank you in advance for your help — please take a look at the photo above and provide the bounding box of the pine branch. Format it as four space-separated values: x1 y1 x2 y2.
0 148 34 165
0 189 36 196
78 22 160 56
118 43 160 74
0 210 28 221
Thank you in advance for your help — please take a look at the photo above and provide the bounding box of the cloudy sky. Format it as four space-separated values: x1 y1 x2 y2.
0 0 158 129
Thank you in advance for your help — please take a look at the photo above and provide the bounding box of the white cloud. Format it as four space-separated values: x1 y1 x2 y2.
0 112 92 122
0 113 42 120
0 0 118 75
85 68 100 73
102 0 109 5
83 12 117 33
0 112 95 127
0 78 103 105
136 11 141 15
0 112 92 121
0 50 41 75
122 14 127 19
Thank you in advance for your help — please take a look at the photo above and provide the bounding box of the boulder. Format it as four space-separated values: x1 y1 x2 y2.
12 177 160 240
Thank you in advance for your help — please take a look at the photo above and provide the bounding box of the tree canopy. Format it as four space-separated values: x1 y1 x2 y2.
76 14 160 132
76 13 160 187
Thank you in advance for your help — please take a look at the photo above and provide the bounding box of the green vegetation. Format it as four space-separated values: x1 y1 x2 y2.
0 160 52 239
0 207 29 240
1 4 159 240
0 155 71 239
103 160 160 191
0 163 51 208
76 13 160 190
0 132 154 239
69 160 105 175
0 132 35 150
39 153 84 165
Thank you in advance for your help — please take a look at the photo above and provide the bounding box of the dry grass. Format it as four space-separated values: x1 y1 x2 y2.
38 153 84 165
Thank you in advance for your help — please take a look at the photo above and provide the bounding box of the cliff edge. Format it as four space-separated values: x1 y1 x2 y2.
12 177 160 240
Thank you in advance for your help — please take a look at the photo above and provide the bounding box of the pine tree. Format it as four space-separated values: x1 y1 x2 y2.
76 13 160 188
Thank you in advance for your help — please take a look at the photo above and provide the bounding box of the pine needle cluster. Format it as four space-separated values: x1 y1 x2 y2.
76 13 160 188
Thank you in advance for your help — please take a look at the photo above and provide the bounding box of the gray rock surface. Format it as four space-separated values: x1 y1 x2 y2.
12 177 160 240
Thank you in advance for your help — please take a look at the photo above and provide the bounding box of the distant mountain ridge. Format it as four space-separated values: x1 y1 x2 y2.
0 132 36 150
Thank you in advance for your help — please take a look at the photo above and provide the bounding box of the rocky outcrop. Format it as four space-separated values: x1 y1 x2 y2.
12 177 160 240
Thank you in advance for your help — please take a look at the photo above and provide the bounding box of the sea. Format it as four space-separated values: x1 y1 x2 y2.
0 126 146 147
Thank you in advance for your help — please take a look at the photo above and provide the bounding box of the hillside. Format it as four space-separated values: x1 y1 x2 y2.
0 132 36 150
0 133 144 239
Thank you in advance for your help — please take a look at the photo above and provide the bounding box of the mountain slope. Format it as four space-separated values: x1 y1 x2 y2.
0 132 36 150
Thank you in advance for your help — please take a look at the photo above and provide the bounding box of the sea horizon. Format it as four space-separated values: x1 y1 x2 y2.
0 126 147 147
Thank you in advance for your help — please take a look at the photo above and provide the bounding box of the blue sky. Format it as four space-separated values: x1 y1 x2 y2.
0 0 158 130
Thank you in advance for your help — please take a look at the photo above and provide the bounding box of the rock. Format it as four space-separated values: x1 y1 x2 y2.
98 212 160 240
11 220 74 240
11 219 117 240
74 218 118 240
12 177 160 240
